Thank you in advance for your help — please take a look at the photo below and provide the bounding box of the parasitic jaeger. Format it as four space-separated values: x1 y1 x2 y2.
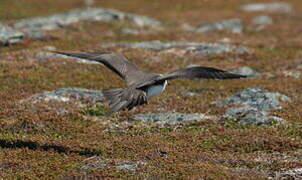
54 51 246 114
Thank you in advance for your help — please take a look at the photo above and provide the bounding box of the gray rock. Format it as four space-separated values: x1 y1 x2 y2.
102 41 200 50
79 157 144 172
115 164 137 171
251 15 273 25
101 41 248 55
185 43 247 55
120 28 141 34
225 106 284 125
20 88 105 115
41 46 56 51
217 87 290 111
229 66 260 77
0 23 24 45
283 70 301 79
80 157 107 170
35 51 99 64
218 87 290 125
25 29 46 39
120 28 156 35
14 7 161 32
132 113 212 126
24 88 104 104
240 2 292 13
84 0 94 6
193 19 243 33
272 168 302 179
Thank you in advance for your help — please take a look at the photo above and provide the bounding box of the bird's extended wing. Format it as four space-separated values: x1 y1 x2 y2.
53 51 145 85
158 66 246 81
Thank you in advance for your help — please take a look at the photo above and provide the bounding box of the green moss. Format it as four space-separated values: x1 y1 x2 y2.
80 105 107 116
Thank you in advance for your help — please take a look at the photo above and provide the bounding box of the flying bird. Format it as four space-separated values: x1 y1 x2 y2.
54 51 246 114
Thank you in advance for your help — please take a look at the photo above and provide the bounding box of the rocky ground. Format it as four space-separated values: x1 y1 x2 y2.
0 0 302 179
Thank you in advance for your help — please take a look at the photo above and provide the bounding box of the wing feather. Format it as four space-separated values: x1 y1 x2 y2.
52 51 146 85
159 66 246 81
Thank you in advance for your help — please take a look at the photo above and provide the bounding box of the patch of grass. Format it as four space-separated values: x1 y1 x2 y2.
80 105 107 116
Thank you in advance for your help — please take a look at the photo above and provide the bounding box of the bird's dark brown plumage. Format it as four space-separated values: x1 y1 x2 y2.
53 51 246 114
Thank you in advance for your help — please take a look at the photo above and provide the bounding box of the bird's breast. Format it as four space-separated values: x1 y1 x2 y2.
145 80 167 98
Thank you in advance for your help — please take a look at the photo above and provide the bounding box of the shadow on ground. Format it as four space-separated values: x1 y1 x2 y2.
0 139 100 157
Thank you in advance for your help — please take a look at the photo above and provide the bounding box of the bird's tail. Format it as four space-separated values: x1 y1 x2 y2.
103 88 147 115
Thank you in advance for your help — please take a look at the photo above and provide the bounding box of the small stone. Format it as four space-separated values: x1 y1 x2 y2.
181 88 209 96
219 38 232 43
35 52 57 60
25 30 46 39
251 15 273 25
240 2 292 13
78 157 145 172
116 164 137 171
120 28 141 34
132 113 213 126
229 66 260 77
84 0 94 6
79 157 107 171
0 23 24 45
283 71 301 79
193 19 243 33
42 46 56 51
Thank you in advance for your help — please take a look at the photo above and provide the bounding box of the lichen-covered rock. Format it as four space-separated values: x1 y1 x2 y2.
120 28 141 34
79 156 145 172
14 7 161 32
20 88 105 115
120 28 156 35
229 66 260 77
218 87 290 111
0 23 24 45
240 2 292 13
24 88 104 104
185 43 247 55
193 19 243 33
251 15 273 25
132 113 213 126
101 41 248 55
225 106 284 125
271 168 302 179
217 87 290 125
35 51 99 64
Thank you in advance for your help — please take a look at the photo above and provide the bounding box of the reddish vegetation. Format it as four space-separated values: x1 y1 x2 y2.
0 0 302 179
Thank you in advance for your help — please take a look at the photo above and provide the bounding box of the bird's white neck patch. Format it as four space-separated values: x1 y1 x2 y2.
146 80 167 98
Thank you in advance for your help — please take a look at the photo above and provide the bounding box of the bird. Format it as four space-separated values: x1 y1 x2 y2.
53 51 246 114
